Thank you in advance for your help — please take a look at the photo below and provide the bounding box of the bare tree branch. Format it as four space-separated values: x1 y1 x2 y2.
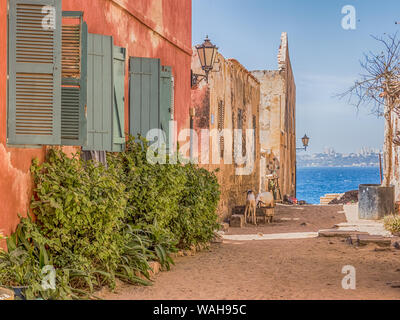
338 33 400 186
338 33 400 117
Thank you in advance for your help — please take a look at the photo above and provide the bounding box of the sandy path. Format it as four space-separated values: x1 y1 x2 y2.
104 205 400 300
225 204 345 235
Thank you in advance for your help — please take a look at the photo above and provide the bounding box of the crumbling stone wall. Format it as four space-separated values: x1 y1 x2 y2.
251 32 297 199
191 52 261 221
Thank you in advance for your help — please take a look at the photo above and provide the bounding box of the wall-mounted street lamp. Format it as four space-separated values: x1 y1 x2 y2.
297 134 310 151
191 36 219 87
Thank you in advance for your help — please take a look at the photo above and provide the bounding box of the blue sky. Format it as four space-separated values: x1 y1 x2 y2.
192 0 400 153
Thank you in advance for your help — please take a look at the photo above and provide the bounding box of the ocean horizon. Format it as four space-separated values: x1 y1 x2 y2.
296 166 381 204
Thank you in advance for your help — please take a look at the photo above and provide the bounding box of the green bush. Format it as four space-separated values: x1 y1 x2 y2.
108 137 186 242
176 165 220 248
0 220 78 300
384 215 400 235
30 149 127 284
0 137 221 299
0 149 155 299
109 136 221 249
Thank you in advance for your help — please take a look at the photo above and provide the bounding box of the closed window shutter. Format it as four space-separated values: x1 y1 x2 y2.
129 57 160 139
253 115 257 159
61 12 87 146
238 109 243 130
218 100 225 158
160 66 172 148
84 33 113 151
170 76 175 120
112 46 126 152
7 0 62 145
238 109 246 156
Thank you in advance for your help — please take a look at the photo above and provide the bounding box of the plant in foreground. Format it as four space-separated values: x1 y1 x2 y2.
0 138 221 300
384 215 400 235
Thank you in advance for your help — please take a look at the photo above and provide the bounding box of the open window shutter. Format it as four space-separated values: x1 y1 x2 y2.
129 57 160 139
8 0 62 145
84 33 113 151
112 46 126 152
61 12 87 146
160 66 172 147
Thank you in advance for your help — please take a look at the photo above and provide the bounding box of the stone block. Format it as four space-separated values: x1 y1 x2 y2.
318 229 369 238
149 261 161 277
357 234 392 247
230 214 244 228
232 206 245 215
211 233 223 244
220 223 229 232
0 287 14 300
346 234 392 247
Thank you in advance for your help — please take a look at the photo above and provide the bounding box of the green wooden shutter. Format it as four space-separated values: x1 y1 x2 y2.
7 0 62 145
129 57 160 139
61 12 87 146
84 33 113 151
112 46 126 152
160 66 172 147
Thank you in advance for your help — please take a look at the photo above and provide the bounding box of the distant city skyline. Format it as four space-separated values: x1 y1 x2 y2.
297 147 382 168
320 146 382 155
192 0 399 154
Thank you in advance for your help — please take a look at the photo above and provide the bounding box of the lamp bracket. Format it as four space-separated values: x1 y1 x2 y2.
191 72 208 87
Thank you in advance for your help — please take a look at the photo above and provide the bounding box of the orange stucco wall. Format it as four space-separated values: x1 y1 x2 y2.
0 0 192 248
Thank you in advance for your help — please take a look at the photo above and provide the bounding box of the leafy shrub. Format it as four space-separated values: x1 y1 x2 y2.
117 224 175 284
0 220 77 300
108 137 186 242
109 136 221 249
0 137 221 299
384 215 400 235
176 165 220 248
30 149 127 286
0 148 155 299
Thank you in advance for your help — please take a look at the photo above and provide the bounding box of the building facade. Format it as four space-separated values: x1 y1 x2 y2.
0 0 192 242
251 32 296 199
191 51 261 221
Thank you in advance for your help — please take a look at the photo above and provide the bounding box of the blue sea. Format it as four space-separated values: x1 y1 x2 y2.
296 167 381 204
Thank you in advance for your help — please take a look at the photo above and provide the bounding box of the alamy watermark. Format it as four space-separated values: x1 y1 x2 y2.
341 5 357 30
341 265 356 290
41 265 56 291
42 6 56 30
145 121 256 176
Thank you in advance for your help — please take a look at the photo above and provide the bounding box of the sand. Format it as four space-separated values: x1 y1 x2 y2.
103 204 400 300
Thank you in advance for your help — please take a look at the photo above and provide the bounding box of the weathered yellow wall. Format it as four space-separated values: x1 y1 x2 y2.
191 52 261 220
251 32 296 198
